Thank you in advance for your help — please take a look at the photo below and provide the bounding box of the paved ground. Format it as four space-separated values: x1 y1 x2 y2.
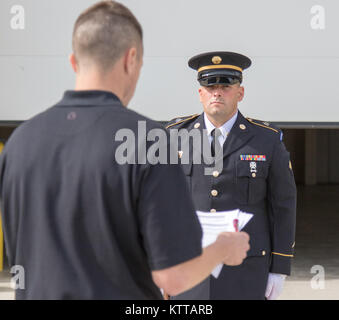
0 270 13 300
0 185 338 300
280 185 339 300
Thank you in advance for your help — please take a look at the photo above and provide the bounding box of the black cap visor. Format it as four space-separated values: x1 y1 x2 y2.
198 69 242 86
199 77 240 87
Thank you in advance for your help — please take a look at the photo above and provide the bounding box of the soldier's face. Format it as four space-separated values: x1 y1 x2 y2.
199 84 244 121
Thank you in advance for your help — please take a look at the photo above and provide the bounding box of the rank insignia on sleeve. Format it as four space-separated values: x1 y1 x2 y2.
240 155 266 161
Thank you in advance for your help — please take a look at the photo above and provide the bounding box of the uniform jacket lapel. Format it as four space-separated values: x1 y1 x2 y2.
189 112 255 162
223 112 255 159
192 114 207 163
177 113 205 168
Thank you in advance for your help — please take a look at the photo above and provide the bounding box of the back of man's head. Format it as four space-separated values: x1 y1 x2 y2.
72 0 143 72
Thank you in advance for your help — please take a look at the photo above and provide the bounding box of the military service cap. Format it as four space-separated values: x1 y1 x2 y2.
188 51 251 86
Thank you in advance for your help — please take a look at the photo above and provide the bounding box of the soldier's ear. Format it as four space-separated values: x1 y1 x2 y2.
198 88 203 102
237 86 245 102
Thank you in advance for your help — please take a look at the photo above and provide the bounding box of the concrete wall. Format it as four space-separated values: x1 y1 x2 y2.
2 1 339 122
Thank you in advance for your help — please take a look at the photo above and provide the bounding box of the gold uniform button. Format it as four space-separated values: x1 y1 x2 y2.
239 124 246 130
211 190 218 197
262 250 266 256
194 123 200 129
212 171 219 177
252 173 256 178
210 209 216 213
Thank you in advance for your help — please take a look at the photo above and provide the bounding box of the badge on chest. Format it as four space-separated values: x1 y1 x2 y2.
240 155 266 178
250 161 257 172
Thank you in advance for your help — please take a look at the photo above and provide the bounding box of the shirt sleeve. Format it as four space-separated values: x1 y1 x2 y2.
267 137 297 275
137 156 202 271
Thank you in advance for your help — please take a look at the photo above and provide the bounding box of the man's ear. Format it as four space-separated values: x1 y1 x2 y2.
69 53 78 73
198 87 203 102
238 86 245 102
124 47 138 75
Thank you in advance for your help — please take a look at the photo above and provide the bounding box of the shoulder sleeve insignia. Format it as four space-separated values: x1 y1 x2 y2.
166 114 199 129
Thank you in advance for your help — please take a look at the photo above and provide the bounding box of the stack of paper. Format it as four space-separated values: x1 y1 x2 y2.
196 209 253 278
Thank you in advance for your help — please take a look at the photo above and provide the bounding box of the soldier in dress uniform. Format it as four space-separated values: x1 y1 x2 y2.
166 51 297 300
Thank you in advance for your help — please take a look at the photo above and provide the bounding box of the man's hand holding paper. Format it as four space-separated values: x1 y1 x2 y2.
216 232 250 266
196 209 253 278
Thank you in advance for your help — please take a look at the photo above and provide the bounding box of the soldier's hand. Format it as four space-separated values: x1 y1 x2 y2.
215 231 250 266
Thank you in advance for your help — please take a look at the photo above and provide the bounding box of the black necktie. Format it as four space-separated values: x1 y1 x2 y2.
211 128 222 157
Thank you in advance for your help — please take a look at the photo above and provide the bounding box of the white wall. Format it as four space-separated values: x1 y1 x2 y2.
1 0 338 122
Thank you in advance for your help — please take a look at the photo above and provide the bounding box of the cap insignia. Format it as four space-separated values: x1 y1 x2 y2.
212 56 222 64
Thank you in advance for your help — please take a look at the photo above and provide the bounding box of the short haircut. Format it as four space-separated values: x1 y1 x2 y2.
72 0 143 71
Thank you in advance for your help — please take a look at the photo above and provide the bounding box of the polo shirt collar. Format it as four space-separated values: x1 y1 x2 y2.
57 90 122 107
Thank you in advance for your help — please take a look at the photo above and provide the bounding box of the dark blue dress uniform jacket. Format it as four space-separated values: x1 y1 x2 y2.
166 111 297 300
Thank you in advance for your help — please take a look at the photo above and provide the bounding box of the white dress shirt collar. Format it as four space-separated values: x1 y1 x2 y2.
204 111 238 139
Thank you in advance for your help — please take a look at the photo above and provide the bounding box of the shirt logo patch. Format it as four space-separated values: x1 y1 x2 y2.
67 112 77 120
240 155 266 161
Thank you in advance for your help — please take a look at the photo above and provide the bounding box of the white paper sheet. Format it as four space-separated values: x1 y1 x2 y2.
196 209 253 278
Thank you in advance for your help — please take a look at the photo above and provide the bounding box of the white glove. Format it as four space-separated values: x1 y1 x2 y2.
265 273 286 300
